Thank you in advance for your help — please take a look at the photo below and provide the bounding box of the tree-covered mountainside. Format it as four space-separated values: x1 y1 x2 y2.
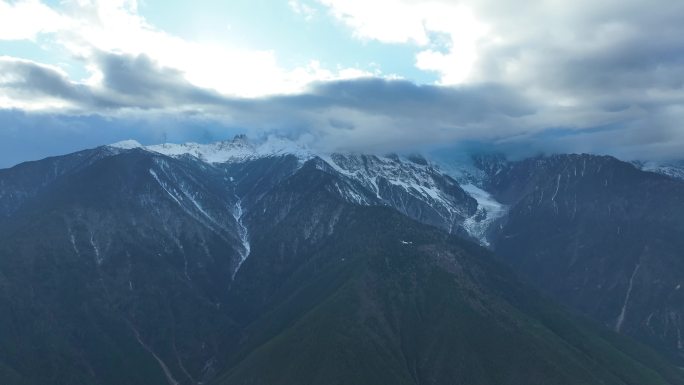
215 205 684 385
477 154 684 362
0 144 683 384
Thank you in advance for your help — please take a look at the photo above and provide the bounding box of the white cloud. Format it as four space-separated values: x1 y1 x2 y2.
289 0 317 21
317 0 684 136
2 0 684 161
318 0 489 84
0 0 375 98
319 0 430 44
0 0 69 40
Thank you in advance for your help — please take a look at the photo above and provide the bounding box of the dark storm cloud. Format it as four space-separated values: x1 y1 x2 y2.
275 79 535 120
94 52 226 107
471 0 684 111
0 60 542 165
2 52 537 122
0 53 226 110
230 79 540 153
0 57 109 107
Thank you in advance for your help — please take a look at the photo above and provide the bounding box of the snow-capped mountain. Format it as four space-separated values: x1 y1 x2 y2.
2 139 684 385
143 135 314 164
109 135 502 245
3 140 681 385
9 134 684 363
311 153 478 235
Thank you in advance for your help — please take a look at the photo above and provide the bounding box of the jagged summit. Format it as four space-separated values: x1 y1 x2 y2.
107 135 314 164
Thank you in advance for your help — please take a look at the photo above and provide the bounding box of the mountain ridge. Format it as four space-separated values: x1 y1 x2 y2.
2 136 684 384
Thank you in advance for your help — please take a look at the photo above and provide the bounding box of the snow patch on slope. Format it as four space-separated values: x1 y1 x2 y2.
615 263 641 332
231 199 250 279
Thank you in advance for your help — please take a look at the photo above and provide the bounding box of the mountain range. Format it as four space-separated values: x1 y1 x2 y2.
1 135 683 384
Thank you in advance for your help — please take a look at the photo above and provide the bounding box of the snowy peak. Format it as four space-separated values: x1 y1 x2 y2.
108 139 143 149
146 139 252 163
315 152 480 236
322 153 456 205
104 136 507 245
145 135 314 164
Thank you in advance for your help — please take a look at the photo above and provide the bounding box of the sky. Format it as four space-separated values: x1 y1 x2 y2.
0 0 683 167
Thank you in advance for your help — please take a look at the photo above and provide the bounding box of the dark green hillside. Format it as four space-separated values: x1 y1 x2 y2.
214 205 684 385
1 148 683 385
478 154 684 361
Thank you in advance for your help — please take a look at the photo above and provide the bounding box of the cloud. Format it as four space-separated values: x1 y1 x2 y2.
0 0 68 40
93 52 228 108
224 79 537 153
1 48 683 163
317 0 684 103
0 56 97 110
310 0 684 158
1 66 682 167
0 0 376 97
319 0 488 84
289 0 317 20
467 0 684 103
0 53 225 110
0 109 245 168
1 0 684 165
0 52 540 163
